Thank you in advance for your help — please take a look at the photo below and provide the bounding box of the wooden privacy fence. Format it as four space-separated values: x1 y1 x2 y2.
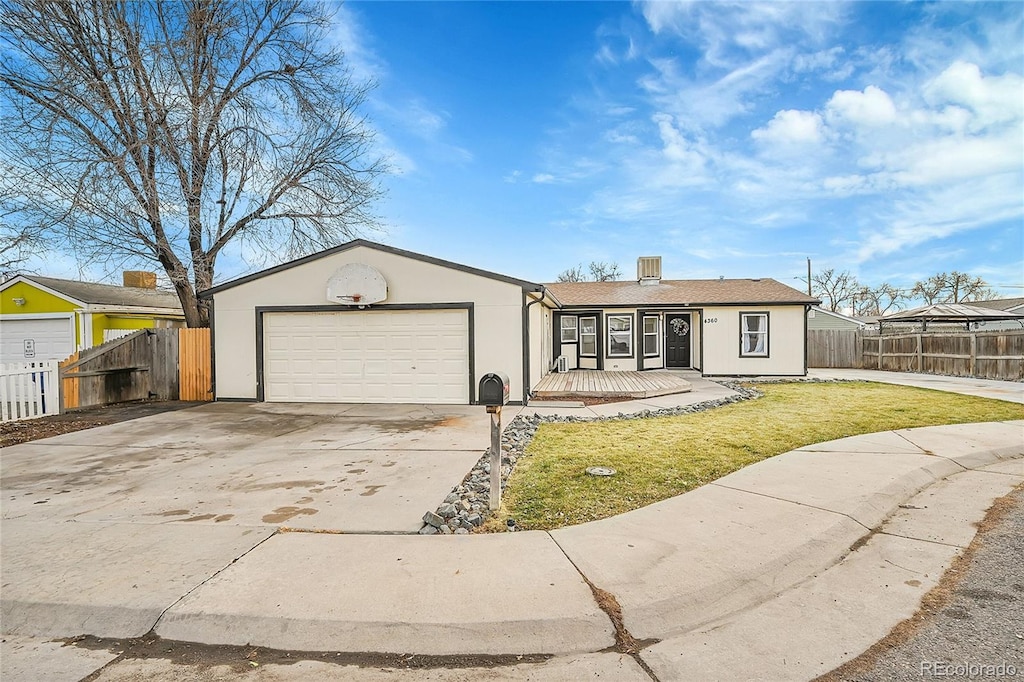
861 330 1024 381
0 361 60 422
59 327 212 411
807 330 861 368
808 329 1024 381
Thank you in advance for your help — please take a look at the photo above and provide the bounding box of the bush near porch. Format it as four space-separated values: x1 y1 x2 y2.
485 382 1024 531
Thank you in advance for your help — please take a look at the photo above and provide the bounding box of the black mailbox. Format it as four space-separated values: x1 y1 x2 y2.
478 371 510 406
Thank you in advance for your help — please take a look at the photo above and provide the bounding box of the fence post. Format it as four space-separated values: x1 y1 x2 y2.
916 334 922 372
969 333 977 376
877 334 883 370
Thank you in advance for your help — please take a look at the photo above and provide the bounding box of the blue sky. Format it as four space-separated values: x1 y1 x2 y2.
331 0 1024 299
31 1 1023 301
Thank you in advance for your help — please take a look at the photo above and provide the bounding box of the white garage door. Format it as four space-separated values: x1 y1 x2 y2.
0 317 75 365
263 309 470 404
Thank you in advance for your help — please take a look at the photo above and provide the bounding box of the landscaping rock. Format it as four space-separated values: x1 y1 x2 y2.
421 510 444 528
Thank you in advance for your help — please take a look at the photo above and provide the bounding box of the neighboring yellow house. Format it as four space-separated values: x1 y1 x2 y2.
0 273 184 364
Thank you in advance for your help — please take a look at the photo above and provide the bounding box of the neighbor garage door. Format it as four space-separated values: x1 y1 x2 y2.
263 309 470 403
0 317 75 365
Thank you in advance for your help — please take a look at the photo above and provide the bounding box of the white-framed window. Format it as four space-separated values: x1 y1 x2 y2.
740 312 769 357
607 315 633 357
643 316 659 356
580 316 597 356
560 315 578 343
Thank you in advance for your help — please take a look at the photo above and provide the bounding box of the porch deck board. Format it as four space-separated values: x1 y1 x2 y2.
533 370 692 399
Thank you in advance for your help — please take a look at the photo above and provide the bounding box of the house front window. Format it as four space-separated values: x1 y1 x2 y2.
580 316 597 356
607 315 632 357
740 312 769 357
560 315 578 343
643 316 659 356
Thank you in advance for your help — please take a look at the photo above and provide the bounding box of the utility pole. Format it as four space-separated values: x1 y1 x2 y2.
806 257 812 297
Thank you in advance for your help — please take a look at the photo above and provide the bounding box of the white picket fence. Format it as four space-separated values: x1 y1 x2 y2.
0 360 60 422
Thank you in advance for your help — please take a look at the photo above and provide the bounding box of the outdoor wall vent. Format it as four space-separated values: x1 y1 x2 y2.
637 256 662 284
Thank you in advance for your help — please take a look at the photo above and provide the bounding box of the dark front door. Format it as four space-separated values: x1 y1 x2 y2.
665 314 691 368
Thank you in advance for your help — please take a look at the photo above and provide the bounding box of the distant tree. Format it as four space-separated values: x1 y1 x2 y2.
853 283 905 316
588 261 622 282
556 264 586 282
811 268 860 313
0 0 385 326
556 261 622 283
912 272 993 304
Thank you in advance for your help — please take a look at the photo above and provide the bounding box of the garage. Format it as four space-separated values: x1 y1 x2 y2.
202 240 552 405
262 309 470 404
0 316 75 365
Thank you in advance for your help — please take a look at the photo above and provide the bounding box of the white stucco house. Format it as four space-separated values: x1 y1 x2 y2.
200 240 820 405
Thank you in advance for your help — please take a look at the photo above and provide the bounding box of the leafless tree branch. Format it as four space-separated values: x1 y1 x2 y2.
1 0 386 325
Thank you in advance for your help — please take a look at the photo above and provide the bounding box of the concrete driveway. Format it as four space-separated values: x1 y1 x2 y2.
1 402 488 533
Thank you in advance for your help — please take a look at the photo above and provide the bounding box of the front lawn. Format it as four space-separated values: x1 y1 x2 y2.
485 382 1024 531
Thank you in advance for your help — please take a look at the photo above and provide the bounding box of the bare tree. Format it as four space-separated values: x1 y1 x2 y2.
556 264 586 283
0 221 41 280
557 261 622 283
811 268 860 313
912 272 993 304
588 261 621 282
0 0 385 326
853 283 904 316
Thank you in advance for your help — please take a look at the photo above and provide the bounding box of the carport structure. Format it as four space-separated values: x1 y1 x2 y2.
879 302 1024 332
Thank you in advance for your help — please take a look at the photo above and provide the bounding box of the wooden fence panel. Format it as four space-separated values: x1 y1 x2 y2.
60 351 80 410
148 329 179 400
807 330 861 368
179 328 213 401
850 330 1024 381
74 331 152 408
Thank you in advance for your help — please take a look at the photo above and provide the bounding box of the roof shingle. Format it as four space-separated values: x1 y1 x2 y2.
544 278 819 307
26 276 183 310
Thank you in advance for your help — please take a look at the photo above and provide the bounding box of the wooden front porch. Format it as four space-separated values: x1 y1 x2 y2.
532 370 693 399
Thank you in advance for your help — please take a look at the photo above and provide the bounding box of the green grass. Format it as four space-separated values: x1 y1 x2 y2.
485 382 1024 532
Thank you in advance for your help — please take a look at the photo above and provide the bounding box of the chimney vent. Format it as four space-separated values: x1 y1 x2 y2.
123 271 157 289
637 256 662 285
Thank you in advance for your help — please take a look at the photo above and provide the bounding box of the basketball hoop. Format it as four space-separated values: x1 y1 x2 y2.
326 263 388 305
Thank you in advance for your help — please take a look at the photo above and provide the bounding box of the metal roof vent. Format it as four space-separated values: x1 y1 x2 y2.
637 256 662 285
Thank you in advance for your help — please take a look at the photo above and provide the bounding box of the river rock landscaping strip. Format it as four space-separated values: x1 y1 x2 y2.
419 381 779 535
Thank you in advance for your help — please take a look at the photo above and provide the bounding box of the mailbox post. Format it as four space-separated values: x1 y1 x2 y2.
478 372 510 511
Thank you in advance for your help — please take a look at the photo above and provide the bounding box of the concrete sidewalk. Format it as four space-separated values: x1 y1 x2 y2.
809 368 1024 404
4 420 1020 681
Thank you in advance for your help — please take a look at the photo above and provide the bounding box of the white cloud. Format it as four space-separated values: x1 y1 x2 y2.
326 5 387 86
752 109 825 145
923 61 1024 130
856 174 1024 261
826 85 898 127
640 1 845 69
532 173 556 184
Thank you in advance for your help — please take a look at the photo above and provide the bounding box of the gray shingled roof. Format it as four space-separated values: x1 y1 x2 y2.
544 278 819 307
970 297 1024 312
27 276 183 310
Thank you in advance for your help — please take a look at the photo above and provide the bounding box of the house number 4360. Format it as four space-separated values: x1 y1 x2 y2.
703 317 718 324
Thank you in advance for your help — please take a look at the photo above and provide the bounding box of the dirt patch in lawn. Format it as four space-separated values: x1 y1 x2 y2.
0 401 204 447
